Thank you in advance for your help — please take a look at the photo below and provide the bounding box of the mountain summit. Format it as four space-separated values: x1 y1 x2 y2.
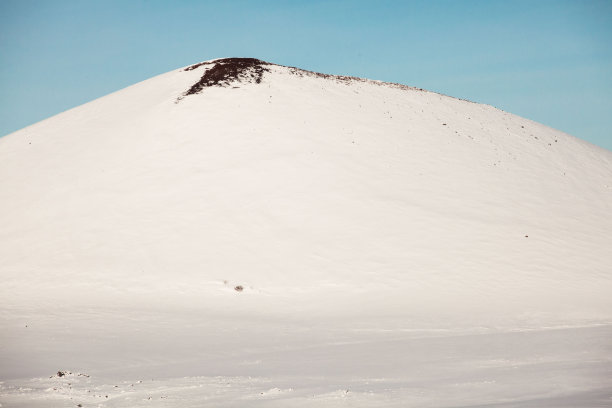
178 57 419 100
1 58 611 406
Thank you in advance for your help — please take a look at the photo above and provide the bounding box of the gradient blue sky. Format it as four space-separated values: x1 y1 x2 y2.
1 0 611 150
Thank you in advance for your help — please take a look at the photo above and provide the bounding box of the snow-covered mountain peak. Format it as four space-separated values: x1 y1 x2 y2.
1 57 610 320
1 57 611 407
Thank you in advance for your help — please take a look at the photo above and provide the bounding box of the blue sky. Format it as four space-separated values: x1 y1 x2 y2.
1 0 611 150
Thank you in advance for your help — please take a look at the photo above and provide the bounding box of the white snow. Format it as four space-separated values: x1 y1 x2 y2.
1 59 611 407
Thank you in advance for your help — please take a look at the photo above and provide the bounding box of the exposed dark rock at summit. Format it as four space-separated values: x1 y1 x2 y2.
183 58 271 97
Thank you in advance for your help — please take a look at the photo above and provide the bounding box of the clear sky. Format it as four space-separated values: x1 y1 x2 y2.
1 0 611 151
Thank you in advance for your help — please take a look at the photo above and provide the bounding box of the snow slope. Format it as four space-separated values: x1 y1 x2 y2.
1 58 611 407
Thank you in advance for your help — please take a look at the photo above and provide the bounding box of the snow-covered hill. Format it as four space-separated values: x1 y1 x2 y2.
1 58 611 407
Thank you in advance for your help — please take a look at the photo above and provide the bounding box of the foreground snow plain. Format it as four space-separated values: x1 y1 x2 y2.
1 59 611 406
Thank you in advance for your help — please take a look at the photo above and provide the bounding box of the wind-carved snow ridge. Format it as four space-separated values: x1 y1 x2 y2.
176 57 429 102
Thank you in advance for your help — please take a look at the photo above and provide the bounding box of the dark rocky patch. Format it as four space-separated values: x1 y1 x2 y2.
183 58 271 97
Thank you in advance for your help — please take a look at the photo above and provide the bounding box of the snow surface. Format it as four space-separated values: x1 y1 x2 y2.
1 59 611 407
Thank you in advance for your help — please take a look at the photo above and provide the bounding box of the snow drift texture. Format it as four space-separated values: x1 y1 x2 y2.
1 58 611 407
